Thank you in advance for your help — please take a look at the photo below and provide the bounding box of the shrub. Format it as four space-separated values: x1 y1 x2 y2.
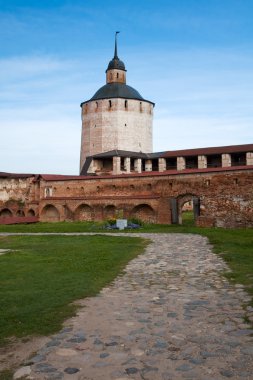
128 218 144 226
107 218 117 226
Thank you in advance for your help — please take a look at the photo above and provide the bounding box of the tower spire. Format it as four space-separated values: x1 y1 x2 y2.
106 31 126 76
114 31 120 59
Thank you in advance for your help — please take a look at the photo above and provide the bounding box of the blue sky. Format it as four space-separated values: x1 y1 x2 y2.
1 0 253 174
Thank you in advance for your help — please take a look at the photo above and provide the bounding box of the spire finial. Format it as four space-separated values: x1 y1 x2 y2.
114 31 120 58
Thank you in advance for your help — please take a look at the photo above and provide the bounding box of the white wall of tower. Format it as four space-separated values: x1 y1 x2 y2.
80 98 153 172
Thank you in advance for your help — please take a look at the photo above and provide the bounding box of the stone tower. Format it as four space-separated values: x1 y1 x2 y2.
79 33 155 173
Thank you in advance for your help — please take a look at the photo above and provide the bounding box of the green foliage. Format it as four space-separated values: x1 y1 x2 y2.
128 218 144 226
0 221 102 233
116 209 124 219
0 235 147 345
181 211 194 226
0 370 13 380
106 218 116 225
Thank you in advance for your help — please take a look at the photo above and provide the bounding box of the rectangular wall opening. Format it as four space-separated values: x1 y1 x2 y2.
207 154 222 168
152 159 159 171
185 156 198 169
231 153 246 166
166 157 177 170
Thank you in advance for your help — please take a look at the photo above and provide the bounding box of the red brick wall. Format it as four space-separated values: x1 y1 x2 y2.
1 170 252 227
36 169 253 228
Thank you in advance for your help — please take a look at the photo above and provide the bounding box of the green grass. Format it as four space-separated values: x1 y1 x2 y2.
0 221 252 343
202 228 253 299
0 370 13 380
0 221 103 233
182 210 194 226
0 235 147 345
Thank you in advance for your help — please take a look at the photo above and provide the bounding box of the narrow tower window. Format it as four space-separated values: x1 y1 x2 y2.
125 100 128 108
140 102 142 112
109 100 112 108
96 101 98 108
117 73 119 79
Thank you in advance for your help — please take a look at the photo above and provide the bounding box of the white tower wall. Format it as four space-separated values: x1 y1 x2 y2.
80 98 153 171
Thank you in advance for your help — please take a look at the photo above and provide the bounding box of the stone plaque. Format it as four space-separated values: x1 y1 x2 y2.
116 219 128 230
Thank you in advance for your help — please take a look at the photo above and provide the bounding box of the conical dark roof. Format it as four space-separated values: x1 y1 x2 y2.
90 82 144 101
107 57 126 71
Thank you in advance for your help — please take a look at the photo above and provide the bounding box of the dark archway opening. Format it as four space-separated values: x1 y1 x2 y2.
0 208 12 218
27 209 36 217
170 195 200 226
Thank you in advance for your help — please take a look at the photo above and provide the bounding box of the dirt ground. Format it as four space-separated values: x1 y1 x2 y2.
0 336 48 374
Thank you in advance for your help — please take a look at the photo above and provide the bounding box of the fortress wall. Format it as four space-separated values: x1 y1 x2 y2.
0 177 32 203
0 176 39 217
1 169 252 227
38 169 253 228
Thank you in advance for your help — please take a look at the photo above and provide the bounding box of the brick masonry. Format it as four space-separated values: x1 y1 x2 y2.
1 168 252 228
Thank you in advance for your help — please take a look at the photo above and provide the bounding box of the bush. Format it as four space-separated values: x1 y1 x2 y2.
107 218 117 226
128 218 144 226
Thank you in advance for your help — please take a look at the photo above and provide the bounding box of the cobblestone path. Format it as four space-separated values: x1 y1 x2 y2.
13 233 253 380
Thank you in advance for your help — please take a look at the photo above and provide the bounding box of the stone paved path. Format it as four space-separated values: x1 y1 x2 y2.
12 233 253 380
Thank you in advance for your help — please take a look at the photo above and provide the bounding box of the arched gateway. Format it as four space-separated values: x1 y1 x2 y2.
170 195 200 225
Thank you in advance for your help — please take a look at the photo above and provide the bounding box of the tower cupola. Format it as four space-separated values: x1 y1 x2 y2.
106 32 126 84
79 33 155 174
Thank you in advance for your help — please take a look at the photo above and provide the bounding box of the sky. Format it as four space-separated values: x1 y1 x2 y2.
1 0 253 174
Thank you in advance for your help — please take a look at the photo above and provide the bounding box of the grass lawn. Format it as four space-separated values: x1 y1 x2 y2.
0 221 104 233
0 370 13 380
181 210 194 226
0 234 147 346
0 222 252 341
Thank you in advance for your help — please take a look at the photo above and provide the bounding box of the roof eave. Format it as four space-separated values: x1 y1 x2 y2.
80 97 155 107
